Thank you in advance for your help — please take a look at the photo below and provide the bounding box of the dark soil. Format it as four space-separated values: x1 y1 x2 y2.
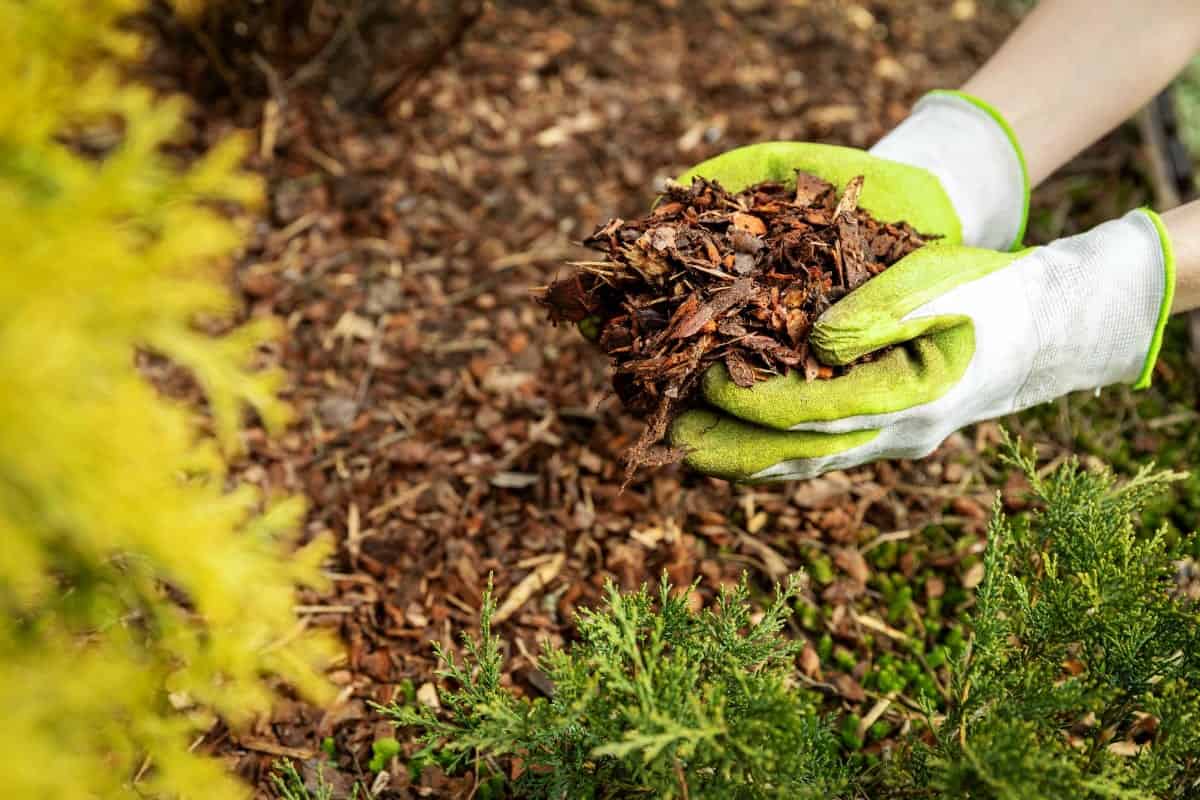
542 174 929 475
133 2 1158 798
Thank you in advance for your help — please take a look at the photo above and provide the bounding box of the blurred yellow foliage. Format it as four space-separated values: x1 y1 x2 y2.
0 1 336 796
170 0 210 18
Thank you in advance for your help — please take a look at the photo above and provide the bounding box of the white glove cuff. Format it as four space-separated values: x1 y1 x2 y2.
1021 209 1173 401
870 91 1028 252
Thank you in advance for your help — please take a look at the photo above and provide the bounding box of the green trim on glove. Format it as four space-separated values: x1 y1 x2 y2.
678 142 963 243
925 90 1031 251
671 409 876 482
1134 208 1176 390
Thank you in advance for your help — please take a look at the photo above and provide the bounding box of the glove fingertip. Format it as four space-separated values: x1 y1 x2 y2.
668 407 720 447
669 409 753 483
810 319 866 366
700 362 736 402
701 363 780 423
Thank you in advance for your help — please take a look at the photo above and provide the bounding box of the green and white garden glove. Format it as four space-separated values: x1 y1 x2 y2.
671 212 1175 482
665 90 1174 482
869 90 1028 250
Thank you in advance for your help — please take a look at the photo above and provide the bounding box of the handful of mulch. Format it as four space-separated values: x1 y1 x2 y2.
540 172 931 478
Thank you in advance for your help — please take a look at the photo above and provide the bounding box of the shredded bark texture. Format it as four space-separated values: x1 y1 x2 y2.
541 173 931 477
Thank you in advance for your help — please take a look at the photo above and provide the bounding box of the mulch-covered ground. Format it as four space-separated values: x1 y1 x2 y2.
139 1 1191 796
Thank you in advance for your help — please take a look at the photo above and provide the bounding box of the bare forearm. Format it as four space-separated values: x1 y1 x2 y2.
1163 200 1200 313
962 0 1200 186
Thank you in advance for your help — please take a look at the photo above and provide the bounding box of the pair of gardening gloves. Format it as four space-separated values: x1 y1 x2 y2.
662 91 1175 482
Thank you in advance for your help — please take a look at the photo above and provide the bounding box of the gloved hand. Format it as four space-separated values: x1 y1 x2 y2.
671 210 1175 482
577 91 1025 339
680 90 1029 250
663 90 1173 483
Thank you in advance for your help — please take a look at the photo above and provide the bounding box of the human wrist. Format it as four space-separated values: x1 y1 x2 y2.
1161 201 1200 314
870 90 1028 252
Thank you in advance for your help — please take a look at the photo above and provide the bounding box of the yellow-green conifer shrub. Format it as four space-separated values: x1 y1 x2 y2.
0 1 336 796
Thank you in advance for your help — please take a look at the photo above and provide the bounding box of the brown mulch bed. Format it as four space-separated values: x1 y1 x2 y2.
136 1 1137 797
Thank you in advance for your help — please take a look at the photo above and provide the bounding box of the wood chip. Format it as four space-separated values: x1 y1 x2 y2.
491 471 540 489
493 553 566 623
833 174 864 218
833 547 869 584
794 171 834 206
236 737 316 760
731 212 767 236
962 561 986 589
738 534 790 581
417 682 441 710
833 673 866 702
857 693 895 741
852 610 911 643
725 350 757 388
800 642 822 679
670 277 755 340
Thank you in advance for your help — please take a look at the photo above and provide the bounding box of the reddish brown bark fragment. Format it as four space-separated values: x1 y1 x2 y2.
725 350 757 388
670 278 755 340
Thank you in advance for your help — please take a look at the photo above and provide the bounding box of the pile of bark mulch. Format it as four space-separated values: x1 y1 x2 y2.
543 173 929 474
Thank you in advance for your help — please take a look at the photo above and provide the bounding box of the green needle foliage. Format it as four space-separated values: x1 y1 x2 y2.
387 438 1200 799
270 759 364 800
897 439 1200 798
386 576 850 800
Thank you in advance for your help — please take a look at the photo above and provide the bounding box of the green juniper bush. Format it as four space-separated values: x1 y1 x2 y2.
384 439 1200 799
